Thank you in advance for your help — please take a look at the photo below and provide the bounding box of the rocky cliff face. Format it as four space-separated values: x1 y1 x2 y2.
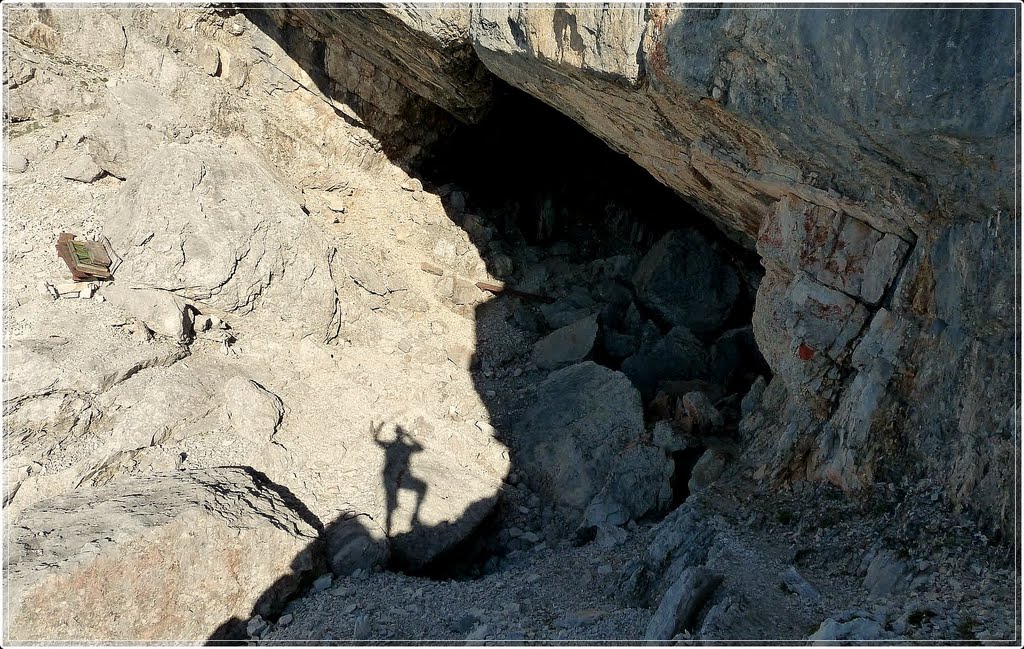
3 3 1017 644
262 4 1017 533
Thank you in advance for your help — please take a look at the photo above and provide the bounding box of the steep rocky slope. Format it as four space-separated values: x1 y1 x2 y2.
2 3 1019 645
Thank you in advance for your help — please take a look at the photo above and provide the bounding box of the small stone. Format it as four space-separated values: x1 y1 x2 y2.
687 450 727 495
520 531 540 543
595 524 628 548
445 343 476 370
62 154 104 183
277 613 293 627
401 178 423 193
466 623 490 641
195 315 214 332
490 253 514 278
6 152 29 174
311 574 333 593
129 319 154 343
226 20 245 36
420 261 444 276
741 375 768 417
598 564 613 576
531 314 598 370
246 615 267 638
452 614 479 634
781 566 822 602
525 573 541 584
323 194 347 213
199 43 220 76
447 190 466 213
452 278 480 306
353 614 371 640
508 526 523 539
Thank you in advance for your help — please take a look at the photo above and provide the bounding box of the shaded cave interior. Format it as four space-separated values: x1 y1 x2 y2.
391 80 772 579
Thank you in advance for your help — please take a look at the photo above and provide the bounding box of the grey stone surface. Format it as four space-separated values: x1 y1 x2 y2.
62 153 104 182
862 549 909 600
781 567 822 602
687 450 726 495
582 444 673 529
223 377 285 444
516 362 645 532
103 142 343 343
7 151 29 173
102 285 194 344
620 326 708 401
5 468 321 642
740 375 767 418
810 616 886 642
631 229 740 334
644 567 722 640
531 314 598 370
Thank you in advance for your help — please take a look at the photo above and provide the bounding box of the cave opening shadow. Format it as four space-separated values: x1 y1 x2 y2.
208 7 771 643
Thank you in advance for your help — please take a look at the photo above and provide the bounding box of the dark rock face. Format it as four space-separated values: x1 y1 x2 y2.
516 362 646 532
272 5 1016 533
631 229 740 334
620 326 710 402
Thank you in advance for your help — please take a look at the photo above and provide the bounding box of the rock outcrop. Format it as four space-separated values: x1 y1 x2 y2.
5 468 321 642
103 142 344 343
261 4 1017 533
516 362 648 533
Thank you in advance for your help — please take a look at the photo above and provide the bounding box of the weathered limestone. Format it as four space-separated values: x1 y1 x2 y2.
5 468 321 642
103 142 344 343
516 362 646 532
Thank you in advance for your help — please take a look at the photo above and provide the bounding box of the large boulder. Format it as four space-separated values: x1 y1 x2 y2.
620 326 709 401
516 362 645 532
581 444 674 529
5 468 322 642
631 229 741 333
103 141 343 343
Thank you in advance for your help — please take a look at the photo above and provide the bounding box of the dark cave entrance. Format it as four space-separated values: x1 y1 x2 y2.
396 80 771 580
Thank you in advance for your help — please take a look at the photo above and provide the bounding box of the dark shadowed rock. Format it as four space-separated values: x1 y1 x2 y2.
621 326 709 401
531 314 598 370
644 567 723 640
517 362 644 533
631 230 740 334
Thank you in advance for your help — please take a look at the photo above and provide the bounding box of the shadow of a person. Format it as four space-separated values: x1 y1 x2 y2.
371 422 428 538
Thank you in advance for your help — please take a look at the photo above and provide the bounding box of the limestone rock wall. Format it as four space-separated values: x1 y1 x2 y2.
266 4 1018 532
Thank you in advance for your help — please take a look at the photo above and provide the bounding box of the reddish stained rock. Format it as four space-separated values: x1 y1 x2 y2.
797 343 816 361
